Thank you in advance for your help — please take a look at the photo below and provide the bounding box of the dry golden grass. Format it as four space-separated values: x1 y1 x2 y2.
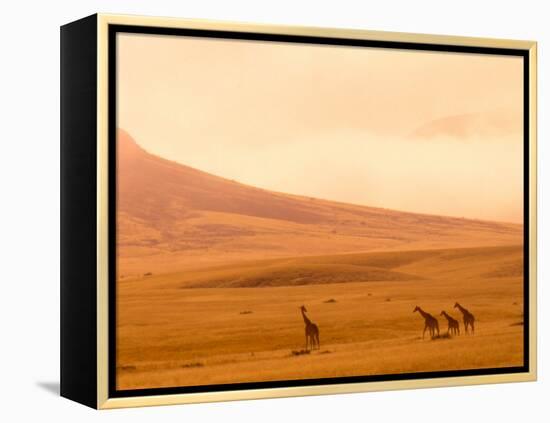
116 245 524 390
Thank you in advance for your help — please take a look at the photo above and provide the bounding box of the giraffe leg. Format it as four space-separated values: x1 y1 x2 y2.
423 325 427 339
471 321 475 335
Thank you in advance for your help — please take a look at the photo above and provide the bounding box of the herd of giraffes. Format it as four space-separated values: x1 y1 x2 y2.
413 303 475 339
298 302 475 350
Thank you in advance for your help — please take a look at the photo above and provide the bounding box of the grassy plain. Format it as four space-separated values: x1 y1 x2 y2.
117 245 524 390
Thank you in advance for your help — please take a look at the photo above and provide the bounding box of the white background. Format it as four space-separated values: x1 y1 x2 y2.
0 0 547 421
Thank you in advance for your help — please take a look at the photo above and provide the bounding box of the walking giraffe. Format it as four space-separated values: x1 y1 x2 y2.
413 306 440 339
454 302 475 334
440 311 460 336
300 305 320 350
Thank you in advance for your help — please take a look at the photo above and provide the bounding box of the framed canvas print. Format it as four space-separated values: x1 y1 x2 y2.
60 14 537 409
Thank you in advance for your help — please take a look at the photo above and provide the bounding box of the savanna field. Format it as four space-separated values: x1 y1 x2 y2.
115 130 524 390
117 245 524 389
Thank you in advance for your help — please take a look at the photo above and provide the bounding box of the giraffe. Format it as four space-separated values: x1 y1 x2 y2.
413 306 440 339
440 311 460 336
300 305 320 350
454 302 475 334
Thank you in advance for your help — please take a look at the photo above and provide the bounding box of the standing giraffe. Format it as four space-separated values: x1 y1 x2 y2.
440 311 460 336
300 305 320 350
454 302 475 334
413 306 440 339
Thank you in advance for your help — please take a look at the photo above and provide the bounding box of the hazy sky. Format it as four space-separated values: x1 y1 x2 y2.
117 33 523 223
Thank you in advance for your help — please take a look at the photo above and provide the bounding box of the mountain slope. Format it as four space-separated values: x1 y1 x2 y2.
116 129 523 276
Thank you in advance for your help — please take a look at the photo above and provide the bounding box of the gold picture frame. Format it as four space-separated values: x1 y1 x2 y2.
60 13 537 409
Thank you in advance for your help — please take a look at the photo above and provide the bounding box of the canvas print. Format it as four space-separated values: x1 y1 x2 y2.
115 33 525 391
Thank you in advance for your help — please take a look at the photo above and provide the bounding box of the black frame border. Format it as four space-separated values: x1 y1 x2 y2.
107 24 530 399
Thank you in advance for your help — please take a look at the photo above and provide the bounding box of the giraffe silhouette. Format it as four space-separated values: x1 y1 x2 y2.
440 311 460 336
413 306 440 339
454 302 475 334
300 305 320 350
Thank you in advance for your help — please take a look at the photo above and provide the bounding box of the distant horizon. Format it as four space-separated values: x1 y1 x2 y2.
118 33 524 224
119 127 524 226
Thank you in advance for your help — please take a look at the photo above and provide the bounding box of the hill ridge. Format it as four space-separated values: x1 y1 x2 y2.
116 129 523 275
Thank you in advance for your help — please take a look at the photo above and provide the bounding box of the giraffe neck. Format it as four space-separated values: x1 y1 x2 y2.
417 308 429 319
301 309 311 326
442 312 450 320
457 304 468 315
